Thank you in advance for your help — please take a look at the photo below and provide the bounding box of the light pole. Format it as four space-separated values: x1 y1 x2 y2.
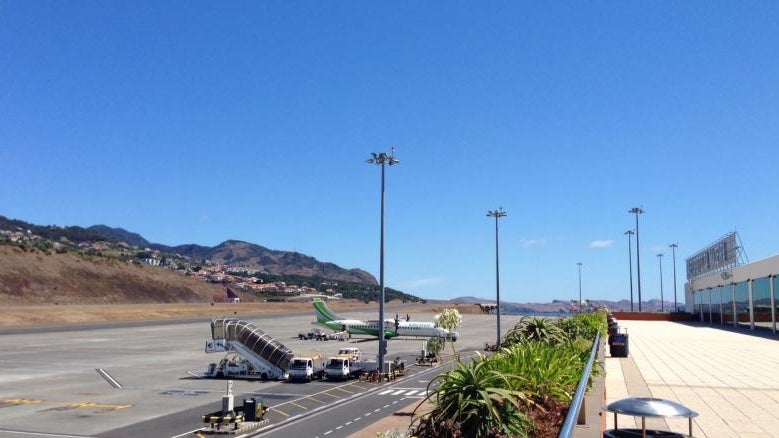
577 262 583 313
366 149 399 380
669 243 678 312
487 208 506 347
625 230 635 312
657 252 664 312
629 207 644 311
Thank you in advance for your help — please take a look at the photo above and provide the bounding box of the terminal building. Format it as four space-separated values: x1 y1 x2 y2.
686 232 779 333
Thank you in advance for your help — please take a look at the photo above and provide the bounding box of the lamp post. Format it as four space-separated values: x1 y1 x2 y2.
577 262 583 313
657 252 664 312
487 208 507 347
669 243 678 312
366 149 399 380
629 207 644 311
625 230 635 312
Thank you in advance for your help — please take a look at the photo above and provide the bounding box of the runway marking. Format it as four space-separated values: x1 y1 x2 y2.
1 399 131 412
333 387 354 394
44 401 132 412
271 408 290 417
0 429 99 437
0 399 43 406
289 401 307 410
95 368 123 389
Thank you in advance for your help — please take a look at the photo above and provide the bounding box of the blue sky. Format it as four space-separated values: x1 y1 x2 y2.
2 2 778 304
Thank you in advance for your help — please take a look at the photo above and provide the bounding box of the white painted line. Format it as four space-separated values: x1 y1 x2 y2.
379 389 393 395
324 430 333 435
374 408 381 412
336 426 343 430
405 390 419 396
345 421 352 426
0 430 99 438
170 428 203 438
392 389 405 395
383 404 390 409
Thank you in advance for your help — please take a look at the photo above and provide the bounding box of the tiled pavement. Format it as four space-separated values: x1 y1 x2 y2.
605 320 779 437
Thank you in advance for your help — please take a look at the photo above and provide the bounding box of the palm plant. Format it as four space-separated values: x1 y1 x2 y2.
414 358 534 437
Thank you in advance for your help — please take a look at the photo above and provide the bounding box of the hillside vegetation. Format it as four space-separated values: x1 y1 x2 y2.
0 245 228 305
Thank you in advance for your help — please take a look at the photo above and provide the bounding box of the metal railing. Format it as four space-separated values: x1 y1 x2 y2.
558 330 601 438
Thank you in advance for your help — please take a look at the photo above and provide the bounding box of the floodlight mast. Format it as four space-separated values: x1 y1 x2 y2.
629 207 644 311
577 262 583 312
669 243 678 312
625 230 635 311
486 208 507 347
366 149 399 381
658 253 664 312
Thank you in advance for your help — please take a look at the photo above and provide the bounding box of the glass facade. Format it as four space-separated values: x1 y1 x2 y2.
693 276 778 333
753 277 771 330
735 281 750 329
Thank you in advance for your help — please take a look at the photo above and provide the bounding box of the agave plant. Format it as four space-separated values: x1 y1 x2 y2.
503 316 567 346
416 358 534 437
490 342 586 404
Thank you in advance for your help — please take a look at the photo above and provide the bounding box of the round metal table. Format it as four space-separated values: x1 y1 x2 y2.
605 397 699 438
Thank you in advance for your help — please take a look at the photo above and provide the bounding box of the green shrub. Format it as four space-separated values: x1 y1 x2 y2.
420 358 533 437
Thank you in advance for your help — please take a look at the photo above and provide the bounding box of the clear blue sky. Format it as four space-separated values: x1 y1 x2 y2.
2 2 778 304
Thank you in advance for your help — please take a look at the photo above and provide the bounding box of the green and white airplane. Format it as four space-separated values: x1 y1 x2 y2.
312 298 458 341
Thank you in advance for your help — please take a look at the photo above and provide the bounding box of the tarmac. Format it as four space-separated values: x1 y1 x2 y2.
355 319 779 438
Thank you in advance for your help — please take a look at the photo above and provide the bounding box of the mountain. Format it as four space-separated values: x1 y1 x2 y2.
156 239 377 285
1 216 377 286
87 225 151 248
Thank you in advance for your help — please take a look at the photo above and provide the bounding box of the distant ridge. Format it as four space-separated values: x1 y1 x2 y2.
446 296 673 313
1 215 377 286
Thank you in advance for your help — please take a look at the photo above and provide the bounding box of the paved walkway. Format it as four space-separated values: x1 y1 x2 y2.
605 320 779 437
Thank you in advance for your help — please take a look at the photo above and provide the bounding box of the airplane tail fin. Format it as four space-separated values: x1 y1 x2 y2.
313 298 341 323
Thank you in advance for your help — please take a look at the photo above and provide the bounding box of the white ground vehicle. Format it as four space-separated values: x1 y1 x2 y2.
324 357 364 380
205 354 263 378
287 355 326 381
336 347 361 360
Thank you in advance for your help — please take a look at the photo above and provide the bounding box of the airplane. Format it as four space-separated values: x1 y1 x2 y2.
312 298 458 341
